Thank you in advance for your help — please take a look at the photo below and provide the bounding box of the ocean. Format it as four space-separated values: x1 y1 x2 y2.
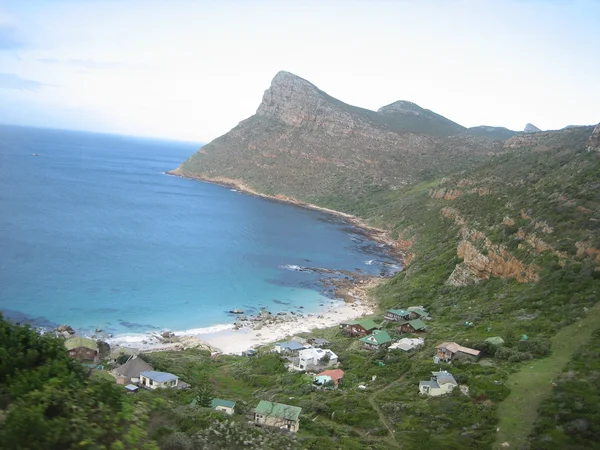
0 124 400 338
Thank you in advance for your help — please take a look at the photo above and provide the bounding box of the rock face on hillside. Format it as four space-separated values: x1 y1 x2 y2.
588 123 600 152
524 123 541 133
504 126 595 151
174 71 505 201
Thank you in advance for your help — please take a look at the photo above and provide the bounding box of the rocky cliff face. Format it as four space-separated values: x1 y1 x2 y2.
175 71 504 202
588 123 600 152
504 126 594 151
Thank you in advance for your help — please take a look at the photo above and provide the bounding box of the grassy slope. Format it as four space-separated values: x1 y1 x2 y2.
494 303 600 449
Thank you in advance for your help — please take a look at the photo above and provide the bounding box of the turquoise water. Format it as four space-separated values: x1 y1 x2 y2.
0 125 399 337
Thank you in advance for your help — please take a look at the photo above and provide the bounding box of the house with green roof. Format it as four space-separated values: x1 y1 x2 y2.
64 336 99 362
396 318 427 334
359 330 393 351
340 318 381 337
190 397 236 415
254 400 302 432
385 309 412 322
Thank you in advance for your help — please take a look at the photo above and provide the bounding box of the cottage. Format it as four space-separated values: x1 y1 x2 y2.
273 341 305 354
64 337 99 363
111 356 153 385
293 348 338 370
314 369 344 387
407 306 430 319
210 398 236 415
389 337 424 352
419 370 458 396
254 400 302 432
385 309 412 322
359 330 393 350
435 342 481 362
340 319 381 337
396 318 427 334
139 371 179 390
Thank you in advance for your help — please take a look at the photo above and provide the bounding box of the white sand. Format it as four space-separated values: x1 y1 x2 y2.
194 300 373 354
108 300 374 356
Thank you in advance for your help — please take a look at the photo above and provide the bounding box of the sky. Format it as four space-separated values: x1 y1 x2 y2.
0 0 598 142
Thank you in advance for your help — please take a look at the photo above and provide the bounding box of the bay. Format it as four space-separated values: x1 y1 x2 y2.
0 124 399 337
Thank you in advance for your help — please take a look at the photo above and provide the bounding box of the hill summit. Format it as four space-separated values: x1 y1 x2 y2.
173 71 505 202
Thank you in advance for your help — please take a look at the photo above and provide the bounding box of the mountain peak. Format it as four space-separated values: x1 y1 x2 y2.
377 100 424 115
524 123 541 133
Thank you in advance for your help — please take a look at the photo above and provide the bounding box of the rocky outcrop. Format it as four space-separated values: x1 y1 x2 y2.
588 123 600 152
524 123 541 133
442 208 539 286
504 126 594 152
175 71 504 202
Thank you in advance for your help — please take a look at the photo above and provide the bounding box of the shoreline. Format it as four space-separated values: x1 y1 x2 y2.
165 169 404 259
105 170 404 356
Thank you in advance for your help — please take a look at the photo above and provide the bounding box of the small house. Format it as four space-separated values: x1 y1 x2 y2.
396 318 427 334
139 371 179 390
293 348 338 371
419 370 458 397
389 337 424 352
385 309 412 322
435 342 480 362
210 398 236 415
340 319 381 337
314 369 344 387
273 341 305 354
254 400 302 432
359 329 393 351
64 337 99 363
111 356 154 385
407 306 430 319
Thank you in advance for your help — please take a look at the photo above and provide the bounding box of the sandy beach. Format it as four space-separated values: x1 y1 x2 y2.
107 278 381 356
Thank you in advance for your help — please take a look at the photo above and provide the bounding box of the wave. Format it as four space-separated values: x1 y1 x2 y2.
175 323 234 335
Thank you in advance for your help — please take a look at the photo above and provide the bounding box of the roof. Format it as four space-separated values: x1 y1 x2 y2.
387 309 411 317
359 330 393 346
400 318 426 331
313 338 329 345
485 336 505 345
139 371 178 383
298 347 337 361
125 384 138 392
419 380 440 389
356 319 380 330
255 400 302 421
389 338 424 351
275 341 305 351
409 308 429 318
436 342 480 357
211 398 236 409
115 356 153 378
431 371 458 386
64 337 99 352
316 369 344 381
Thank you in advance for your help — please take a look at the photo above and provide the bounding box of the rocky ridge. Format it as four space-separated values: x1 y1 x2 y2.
174 71 505 202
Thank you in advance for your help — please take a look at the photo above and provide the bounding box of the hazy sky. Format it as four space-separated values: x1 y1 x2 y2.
0 0 598 142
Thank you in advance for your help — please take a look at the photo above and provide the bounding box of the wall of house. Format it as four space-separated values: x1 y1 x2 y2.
454 352 477 362
255 414 299 432
216 406 234 415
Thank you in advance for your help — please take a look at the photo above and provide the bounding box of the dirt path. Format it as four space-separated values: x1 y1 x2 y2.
493 303 600 449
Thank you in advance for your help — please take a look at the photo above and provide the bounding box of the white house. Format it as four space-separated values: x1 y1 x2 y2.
419 370 458 397
293 348 338 370
139 371 179 390
389 337 424 352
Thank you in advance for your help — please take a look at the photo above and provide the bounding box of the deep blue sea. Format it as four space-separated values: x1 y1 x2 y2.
0 125 399 338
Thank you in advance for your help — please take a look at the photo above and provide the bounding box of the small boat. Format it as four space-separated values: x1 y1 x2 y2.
32 153 40 156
